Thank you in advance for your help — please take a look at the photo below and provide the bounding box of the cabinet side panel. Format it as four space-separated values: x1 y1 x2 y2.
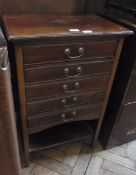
15 45 29 166
95 39 124 142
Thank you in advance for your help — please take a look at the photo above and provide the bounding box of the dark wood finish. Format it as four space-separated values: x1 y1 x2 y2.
15 45 30 166
99 0 136 148
2 14 131 165
94 38 124 142
23 40 117 65
0 28 21 175
25 59 114 83
28 102 103 134
27 90 106 114
26 75 110 100
123 62 136 102
108 122 136 147
99 36 136 148
3 15 131 42
105 0 136 31
115 102 136 127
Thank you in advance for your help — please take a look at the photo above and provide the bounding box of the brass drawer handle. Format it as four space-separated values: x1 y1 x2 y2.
63 82 80 93
64 47 84 59
72 110 77 116
62 99 67 105
73 96 78 102
61 110 77 122
64 66 82 78
61 96 78 106
127 128 136 135
61 113 68 122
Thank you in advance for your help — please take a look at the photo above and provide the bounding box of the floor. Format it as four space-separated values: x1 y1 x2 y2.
22 140 136 175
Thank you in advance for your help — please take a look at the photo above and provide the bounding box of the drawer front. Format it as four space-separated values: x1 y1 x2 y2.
23 40 117 65
28 102 103 134
26 75 110 100
109 123 136 147
25 59 114 83
116 102 136 127
27 90 106 114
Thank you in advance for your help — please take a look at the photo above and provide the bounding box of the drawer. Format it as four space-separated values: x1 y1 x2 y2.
25 58 114 83
28 102 103 134
23 40 117 65
109 122 136 147
27 90 106 114
26 75 110 100
115 101 136 127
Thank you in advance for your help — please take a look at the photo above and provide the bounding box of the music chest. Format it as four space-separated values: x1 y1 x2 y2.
2 14 132 165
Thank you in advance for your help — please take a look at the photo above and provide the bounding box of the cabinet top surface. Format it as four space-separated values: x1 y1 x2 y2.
2 14 133 42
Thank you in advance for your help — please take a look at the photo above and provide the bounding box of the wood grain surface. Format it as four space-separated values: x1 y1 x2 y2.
2 15 132 42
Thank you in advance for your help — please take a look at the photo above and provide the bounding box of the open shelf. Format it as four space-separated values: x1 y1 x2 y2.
29 121 94 152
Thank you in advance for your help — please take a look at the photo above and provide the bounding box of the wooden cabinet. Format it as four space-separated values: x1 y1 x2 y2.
2 14 132 165
99 0 136 148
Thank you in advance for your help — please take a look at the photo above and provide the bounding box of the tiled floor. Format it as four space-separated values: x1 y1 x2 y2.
22 140 136 175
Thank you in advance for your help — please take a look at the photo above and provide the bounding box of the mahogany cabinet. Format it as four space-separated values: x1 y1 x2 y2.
0 27 21 175
2 14 132 166
0 0 108 167
99 0 136 148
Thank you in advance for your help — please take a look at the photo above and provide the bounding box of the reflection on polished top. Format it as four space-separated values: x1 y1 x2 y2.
2 15 133 42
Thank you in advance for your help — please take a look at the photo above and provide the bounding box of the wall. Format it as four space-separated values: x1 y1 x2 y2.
0 0 86 14
0 0 106 14
85 0 106 14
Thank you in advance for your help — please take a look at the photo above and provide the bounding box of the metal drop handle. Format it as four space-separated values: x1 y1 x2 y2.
63 82 80 93
61 110 77 122
64 47 84 59
61 96 78 106
64 66 82 78
73 96 78 102
61 113 68 122
62 99 67 105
